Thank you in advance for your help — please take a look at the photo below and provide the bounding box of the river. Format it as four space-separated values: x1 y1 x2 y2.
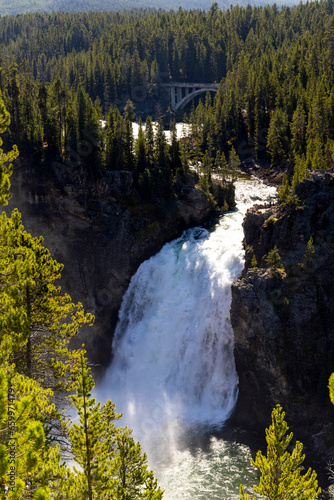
97 178 277 499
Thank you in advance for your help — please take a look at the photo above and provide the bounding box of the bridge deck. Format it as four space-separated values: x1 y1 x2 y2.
160 82 220 88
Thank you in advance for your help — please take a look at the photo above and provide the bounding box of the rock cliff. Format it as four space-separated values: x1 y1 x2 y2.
6 157 234 371
231 171 334 466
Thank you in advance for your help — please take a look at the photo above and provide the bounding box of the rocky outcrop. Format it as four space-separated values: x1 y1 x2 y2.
231 171 334 466
210 180 236 209
240 159 292 186
6 158 231 372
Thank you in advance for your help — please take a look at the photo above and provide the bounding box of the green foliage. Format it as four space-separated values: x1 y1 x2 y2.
68 350 163 500
304 237 315 262
265 245 284 271
2 2 334 180
291 105 306 158
291 156 308 192
0 98 164 499
69 350 121 499
239 405 320 500
228 146 241 180
329 373 334 406
113 429 163 500
267 109 289 165
0 365 59 499
0 93 18 206
251 254 258 268
298 237 316 272
0 208 94 390
239 484 255 500
278 174 301 209
264 217 277 228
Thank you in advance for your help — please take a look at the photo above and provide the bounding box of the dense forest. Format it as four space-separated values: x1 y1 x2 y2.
0 0 334 199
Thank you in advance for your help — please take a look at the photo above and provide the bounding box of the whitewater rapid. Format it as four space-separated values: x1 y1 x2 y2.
98 178 277 498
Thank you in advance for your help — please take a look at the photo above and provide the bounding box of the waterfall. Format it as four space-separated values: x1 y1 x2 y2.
98 178 277 498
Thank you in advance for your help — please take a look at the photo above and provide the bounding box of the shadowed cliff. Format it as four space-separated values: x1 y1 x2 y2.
5 156 234 372
231 171 334 472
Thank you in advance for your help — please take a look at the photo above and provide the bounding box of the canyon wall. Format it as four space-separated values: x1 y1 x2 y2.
231 171 334 465
6 157 233 371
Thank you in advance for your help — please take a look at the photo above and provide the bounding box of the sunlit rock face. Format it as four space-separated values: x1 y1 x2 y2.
231 171 334 467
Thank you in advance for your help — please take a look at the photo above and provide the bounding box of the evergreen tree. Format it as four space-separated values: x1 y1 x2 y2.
144 116 155 169
265 245 284 270
0 365 58 499
278 173 301 209
0 93 18 206
168 121 182 178
228 146 241 182
278 173 291 206
123 100 135 172
76 86 103 171
329 373 334 405
68 351 163 500
291 155 307 192
239 405 320 500
68 350 121 499
291 105 306 157
135 118 147 187
114 429 163 500
267 109 290 165
153 119 172 201
0 209 94 390
105 105 124 171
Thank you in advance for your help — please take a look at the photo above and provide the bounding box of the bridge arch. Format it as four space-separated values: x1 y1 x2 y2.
160 82 220 111
174 87 218 111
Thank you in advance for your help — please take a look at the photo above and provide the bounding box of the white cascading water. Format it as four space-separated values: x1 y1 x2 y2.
98 178 277 499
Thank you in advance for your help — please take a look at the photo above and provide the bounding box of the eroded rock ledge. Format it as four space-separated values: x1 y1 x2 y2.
231 171 334 467
6 158 234 370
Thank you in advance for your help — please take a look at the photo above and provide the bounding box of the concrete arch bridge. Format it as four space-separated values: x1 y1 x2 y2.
161 82 220 111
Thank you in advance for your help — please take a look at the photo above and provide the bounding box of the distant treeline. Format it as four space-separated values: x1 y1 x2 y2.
0 0 297 18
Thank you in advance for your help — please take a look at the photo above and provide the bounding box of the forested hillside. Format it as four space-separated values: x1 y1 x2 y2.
1 0 334 192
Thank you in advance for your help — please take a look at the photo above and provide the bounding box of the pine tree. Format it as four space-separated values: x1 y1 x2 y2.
228 146 240 182
144 116 155 169
76 86 103 172
0 92 18 206
239 405 320 500
114 429 163 500
251 255 258 268
278 173 301 209
123 100 135 172
168 121 182 178
0 365 58 499
105 105 124 171
68 351 164 500
329 373 334 406
0 209 94 390
291 155 307 192
135 118 147 187
265 246 284 271
267 109 290 165
68 350 121 500
291 105 306 157
304 236 315 263
153 119 172 201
